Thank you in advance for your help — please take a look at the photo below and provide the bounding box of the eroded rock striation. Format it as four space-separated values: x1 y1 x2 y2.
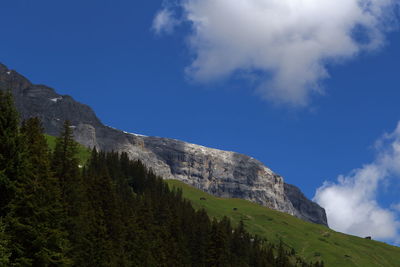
0 63 328 226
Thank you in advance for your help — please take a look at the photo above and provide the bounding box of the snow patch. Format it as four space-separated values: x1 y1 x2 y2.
123 131 147 137
105 125 147 137
50 97 63 103
6 71 11 75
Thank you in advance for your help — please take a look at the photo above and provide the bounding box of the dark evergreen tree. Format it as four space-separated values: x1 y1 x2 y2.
0 90 24 217
0 219 10 266
82 150 121 266
51 120 86 265
231 220 251 265
275 239 291 267
51 120 81 207
6 118 71 266
190 209 211 267
207 217 231 266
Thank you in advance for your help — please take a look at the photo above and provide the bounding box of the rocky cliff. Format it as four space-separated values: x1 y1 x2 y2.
0 63 328 226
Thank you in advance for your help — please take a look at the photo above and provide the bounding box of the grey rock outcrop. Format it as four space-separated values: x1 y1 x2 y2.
0 63 328 226
0 63 102 137
284 183 327 225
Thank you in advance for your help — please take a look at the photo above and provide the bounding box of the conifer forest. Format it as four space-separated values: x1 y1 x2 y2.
0 90 324 266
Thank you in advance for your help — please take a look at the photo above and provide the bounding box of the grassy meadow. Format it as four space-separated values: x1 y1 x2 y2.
167 180 400 267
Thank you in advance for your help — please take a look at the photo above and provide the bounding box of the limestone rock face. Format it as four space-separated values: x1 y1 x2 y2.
125 136 295 215
73 124 100 149
0 63 328 226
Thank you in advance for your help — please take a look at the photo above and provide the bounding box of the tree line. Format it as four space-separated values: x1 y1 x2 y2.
0 90 324 266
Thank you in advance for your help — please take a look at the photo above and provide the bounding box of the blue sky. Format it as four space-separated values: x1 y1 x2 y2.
1 0 400 243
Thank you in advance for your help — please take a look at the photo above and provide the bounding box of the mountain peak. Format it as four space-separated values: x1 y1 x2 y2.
0 62 328 226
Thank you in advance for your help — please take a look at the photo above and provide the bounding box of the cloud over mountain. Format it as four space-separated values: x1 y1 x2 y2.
314 123 400 243
154 0 398 106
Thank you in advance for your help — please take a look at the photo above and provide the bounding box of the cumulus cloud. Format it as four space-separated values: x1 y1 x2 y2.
314 123 400 242
153 0 398 106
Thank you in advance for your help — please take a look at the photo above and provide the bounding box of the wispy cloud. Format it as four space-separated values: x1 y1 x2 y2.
153 0 398 106
314 122 400 243
392 203 400 213
152 8 179 35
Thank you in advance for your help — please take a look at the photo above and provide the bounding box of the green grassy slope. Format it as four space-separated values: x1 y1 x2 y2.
45 134 91 164
167 180 400 267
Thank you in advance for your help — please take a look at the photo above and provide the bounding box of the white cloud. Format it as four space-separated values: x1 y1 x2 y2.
152 9 178 35
314 122 400 242
154 0 398 106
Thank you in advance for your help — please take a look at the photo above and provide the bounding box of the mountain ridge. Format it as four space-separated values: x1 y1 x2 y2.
0 62 328 226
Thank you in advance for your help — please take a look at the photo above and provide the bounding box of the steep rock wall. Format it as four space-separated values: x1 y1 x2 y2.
0 63 328 226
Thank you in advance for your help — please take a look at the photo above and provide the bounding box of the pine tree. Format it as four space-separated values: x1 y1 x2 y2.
0 219 10 266
207 217 231 266
23 118 70 265
275 239 290 267
190 209 211 267
52 120 80 207
0 90 24 217
231 220 250 265
83 150 120 266
6 118 71 266
51 120 86 264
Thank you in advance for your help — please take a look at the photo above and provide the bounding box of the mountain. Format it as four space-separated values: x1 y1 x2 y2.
0 63 327 226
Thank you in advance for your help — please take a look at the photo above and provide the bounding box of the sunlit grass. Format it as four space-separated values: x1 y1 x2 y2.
45 134 91 164
167 179 400 267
